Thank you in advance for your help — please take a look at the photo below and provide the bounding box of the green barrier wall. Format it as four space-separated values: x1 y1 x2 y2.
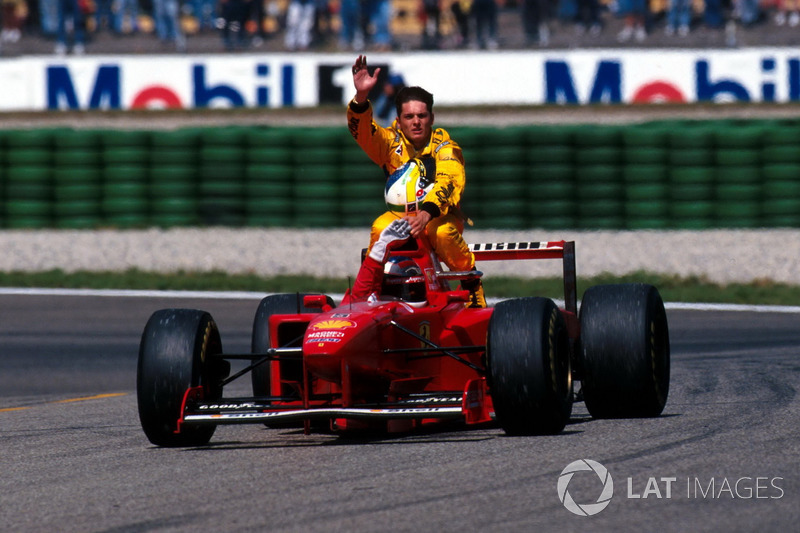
1 120 799 230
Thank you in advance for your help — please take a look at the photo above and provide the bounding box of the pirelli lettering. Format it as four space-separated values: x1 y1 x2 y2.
469 242 562 251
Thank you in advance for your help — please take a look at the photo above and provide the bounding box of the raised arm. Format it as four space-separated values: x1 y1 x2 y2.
349 219 411 300
352 55 381 104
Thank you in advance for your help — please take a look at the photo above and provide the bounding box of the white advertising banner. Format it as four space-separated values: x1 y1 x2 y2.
0 49 798 111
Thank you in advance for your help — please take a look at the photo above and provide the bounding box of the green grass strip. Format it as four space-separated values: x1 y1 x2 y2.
1 269 799 306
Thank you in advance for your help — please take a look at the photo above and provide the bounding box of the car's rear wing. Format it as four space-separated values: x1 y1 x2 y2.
468 241 577 315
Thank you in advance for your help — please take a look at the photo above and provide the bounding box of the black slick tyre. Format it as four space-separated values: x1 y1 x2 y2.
487 297 573 435
137 309 228 447
579 283 670 418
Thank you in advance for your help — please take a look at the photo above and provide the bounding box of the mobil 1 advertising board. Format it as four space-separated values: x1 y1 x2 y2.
1 49 799 111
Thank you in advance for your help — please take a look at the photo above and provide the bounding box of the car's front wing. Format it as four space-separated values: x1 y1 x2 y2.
176 377 493 431
183 406 465 425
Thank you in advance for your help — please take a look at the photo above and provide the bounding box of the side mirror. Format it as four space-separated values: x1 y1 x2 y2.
447 290 471 304
303 295 330 310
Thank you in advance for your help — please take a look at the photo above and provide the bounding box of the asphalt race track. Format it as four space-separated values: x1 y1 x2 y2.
0 292 798 532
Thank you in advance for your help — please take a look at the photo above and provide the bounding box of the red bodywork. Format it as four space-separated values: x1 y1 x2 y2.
180 237 577 433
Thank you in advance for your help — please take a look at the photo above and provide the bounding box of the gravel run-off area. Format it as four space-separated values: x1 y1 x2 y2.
1 227 798 286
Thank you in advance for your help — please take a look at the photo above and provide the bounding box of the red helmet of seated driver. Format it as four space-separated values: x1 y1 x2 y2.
381 256 427 307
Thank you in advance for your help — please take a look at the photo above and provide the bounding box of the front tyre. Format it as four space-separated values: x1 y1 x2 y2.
487 297 573 435
251 293 334 397
137 309 227 447
579 283 670 418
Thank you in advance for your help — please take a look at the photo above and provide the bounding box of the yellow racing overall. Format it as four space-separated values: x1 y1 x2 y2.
346 99 476 275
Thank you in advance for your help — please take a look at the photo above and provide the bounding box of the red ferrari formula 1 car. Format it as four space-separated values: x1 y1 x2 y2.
137 235 670 447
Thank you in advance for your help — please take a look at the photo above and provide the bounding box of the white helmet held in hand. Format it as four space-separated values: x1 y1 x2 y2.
385 158 435 215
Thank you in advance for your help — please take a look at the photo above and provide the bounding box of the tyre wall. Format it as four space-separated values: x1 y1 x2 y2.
0 119 798 230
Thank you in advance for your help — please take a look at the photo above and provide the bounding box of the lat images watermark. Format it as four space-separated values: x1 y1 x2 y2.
558 460 786 516
557 459 615 516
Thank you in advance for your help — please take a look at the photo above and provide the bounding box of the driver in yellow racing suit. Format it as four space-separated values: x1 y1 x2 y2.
347 55 485 308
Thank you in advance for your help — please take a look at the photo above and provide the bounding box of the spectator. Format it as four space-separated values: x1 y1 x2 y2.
473 0 498 49
421 0 441 49
40 0 59 35
55 0 86 54
735 0 760 27
1 0 25 43
703 0 724 28
153 0 186 51
616 0 647 42
249 0 268 46
93 0 114 32
114 0 140 33
450 0 471 48
284 0 315 50
366 0 391 50
522 0 551 46
220 0 250 49
665 0 691 36
193 0 217 31
576 0 602 35
774 0 800 26
338 0 362 49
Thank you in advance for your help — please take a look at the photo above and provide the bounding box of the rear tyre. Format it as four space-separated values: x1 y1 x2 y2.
251 293 335 397
579 283 670 418
487 297 573 435
137 309 228 447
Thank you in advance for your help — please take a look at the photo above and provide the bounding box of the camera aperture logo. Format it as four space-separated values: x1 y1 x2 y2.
557 459 614 516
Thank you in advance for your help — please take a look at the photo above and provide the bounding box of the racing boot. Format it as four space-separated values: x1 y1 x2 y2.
461 276 486 308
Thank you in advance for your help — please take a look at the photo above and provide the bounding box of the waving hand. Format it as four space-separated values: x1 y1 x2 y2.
352 55 381 103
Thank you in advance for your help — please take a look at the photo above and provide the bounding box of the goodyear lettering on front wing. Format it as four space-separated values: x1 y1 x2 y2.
401 395 461 405
199 403 258 410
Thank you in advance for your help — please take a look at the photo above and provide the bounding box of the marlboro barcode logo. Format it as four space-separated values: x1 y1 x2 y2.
469 242 557 251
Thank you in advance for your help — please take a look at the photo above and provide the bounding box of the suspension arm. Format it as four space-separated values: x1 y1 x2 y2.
388 320 485 373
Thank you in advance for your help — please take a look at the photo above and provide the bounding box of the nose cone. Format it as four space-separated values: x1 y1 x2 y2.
304 317 359 355
303 308 378 382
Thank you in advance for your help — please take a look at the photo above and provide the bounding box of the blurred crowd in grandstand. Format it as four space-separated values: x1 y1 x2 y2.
0 0 798 55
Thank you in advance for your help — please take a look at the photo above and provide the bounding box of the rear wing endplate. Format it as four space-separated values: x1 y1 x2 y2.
468 241 577 315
